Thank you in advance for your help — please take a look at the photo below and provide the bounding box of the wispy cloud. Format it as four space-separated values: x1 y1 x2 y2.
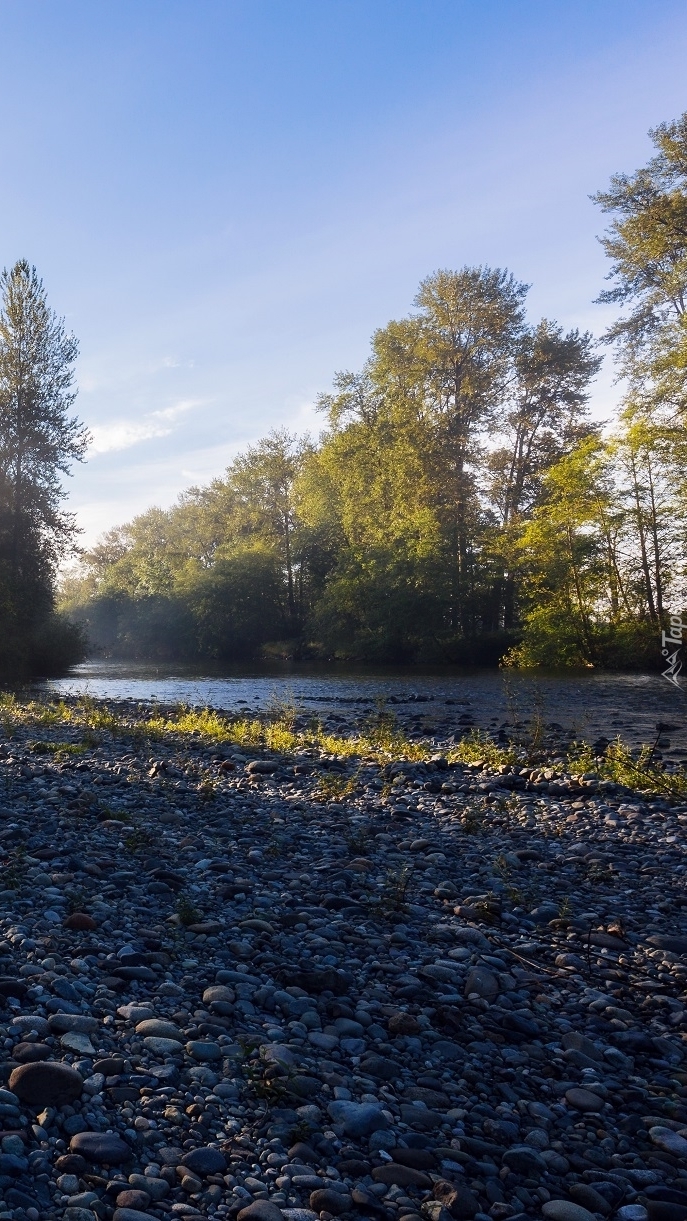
88 399 203 455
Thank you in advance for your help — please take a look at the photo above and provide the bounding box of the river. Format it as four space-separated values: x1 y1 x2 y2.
34 660 687 754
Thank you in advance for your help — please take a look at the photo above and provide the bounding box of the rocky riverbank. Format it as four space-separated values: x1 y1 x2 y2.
0 698 684 1221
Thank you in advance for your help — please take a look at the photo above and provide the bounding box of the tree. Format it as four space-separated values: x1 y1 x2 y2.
226 429 317 628
486 320 601 627
506 438 620 667
487 321 601 526
0 261 88 671
593 112 687 410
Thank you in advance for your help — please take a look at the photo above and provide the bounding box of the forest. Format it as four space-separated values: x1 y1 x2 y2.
2 114 686 675
60 114 687 669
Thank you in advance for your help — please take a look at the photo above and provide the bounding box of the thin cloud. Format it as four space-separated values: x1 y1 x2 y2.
88 399 204 455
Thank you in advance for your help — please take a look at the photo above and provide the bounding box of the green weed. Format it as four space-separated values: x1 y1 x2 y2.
448 729 516 769
568 736 687 798
123 827 154 851
176 894 203 926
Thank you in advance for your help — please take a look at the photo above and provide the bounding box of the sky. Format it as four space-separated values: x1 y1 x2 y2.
0 0 686 546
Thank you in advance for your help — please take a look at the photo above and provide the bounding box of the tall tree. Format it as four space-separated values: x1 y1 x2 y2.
486 320 601 627
487 321 601 526
593 111 687 411
0 261 88 665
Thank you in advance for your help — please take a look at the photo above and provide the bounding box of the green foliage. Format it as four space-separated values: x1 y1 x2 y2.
449 729 516 768
176 894 203 926
593 112 687 404
61 268 607 666
567 737 687 798
28 739 86 757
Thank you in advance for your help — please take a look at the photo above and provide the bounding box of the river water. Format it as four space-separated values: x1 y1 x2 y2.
34 660 687 752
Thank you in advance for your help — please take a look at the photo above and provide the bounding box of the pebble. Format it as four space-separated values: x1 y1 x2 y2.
0 691 684 1221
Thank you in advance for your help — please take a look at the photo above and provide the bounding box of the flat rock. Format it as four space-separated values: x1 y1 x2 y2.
565 1087 604 1112
646 935 687 954
13 1041 50 1063
186 1039 222 1061
70 1132 132 1164
142 1037 183 1055
135 1019 183 1040
61 1031 95 1054
372 1163 432 1187
48 1014 98 1033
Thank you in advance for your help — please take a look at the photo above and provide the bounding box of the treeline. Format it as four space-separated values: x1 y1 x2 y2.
63 112 687 668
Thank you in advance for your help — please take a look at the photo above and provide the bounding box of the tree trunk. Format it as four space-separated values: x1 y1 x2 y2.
630 454 657 622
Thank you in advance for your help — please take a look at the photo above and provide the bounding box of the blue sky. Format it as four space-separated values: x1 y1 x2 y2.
1 0 686 544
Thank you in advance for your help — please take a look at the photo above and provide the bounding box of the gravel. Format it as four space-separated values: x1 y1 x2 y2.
0 698 684 1221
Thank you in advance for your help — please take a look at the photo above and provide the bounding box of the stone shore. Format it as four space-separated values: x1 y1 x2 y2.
0 699 684 1221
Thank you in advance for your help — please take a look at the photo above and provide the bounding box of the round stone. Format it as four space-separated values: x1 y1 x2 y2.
371 1164 431 1187
542 1202 597 1221
649 1126 687 1157
464 965 499 1001
70 1132 132 1164
142 1037 183 1055
502 1145 546 1176
55 1154 87 1175
13 1042 51 1063
202 985 235 1005
113 1210 158 1221
63 913 97 930
564 1087 604 1112
617 1208 649 1221
180 1146 227 1175
9 1061 83 1108
116 1189 151 1209
327 1100 389 1136
135 1019 183 1040
237 1202 286 1221
11 1015 50 1038
185 1039 222 1061
309 1188 351 1216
